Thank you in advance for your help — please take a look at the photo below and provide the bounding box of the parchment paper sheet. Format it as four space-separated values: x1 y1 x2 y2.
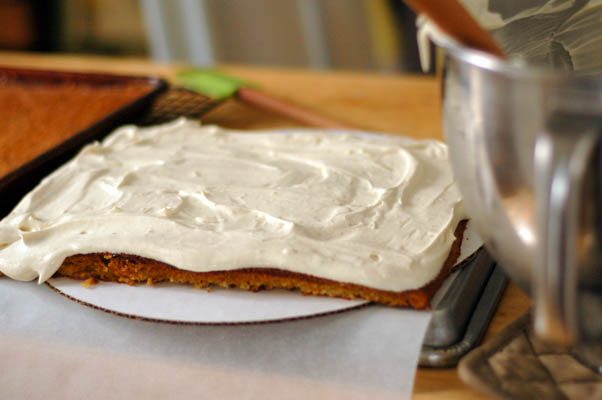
0 279 431 399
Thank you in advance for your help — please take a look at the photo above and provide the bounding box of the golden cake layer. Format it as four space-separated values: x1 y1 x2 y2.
56 221 467 309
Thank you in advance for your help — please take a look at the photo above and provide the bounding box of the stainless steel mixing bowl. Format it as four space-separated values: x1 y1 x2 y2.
441 41 602 343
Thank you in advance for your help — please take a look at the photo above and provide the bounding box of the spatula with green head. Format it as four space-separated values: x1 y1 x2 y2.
176 69 349 129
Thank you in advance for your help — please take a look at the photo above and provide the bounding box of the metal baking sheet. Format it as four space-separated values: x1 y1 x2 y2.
420 250 508 367
0 67 168 218
426 249 495 347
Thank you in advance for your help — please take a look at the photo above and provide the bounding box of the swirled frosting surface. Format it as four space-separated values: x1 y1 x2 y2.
0 119 464 291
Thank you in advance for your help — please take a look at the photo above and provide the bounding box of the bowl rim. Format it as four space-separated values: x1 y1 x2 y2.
433 29 602 81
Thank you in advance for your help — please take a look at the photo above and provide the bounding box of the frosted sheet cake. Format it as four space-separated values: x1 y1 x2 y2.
0 119 466 309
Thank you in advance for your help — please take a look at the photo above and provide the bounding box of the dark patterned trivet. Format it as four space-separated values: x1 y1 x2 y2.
140 87 220 125
459 312 602 399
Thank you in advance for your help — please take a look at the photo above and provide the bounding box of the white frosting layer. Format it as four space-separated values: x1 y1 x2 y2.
0 119 464 291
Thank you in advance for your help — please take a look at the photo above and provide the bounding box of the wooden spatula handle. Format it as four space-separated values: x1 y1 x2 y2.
405 0 506 58
237 87 350 129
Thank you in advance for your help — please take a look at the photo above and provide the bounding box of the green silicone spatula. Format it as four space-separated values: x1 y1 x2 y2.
176 69 349 129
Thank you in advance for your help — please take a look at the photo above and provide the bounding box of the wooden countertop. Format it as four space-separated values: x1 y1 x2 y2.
0 51 531 399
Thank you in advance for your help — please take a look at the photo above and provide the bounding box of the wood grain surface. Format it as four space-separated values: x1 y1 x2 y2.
0 51 532 398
